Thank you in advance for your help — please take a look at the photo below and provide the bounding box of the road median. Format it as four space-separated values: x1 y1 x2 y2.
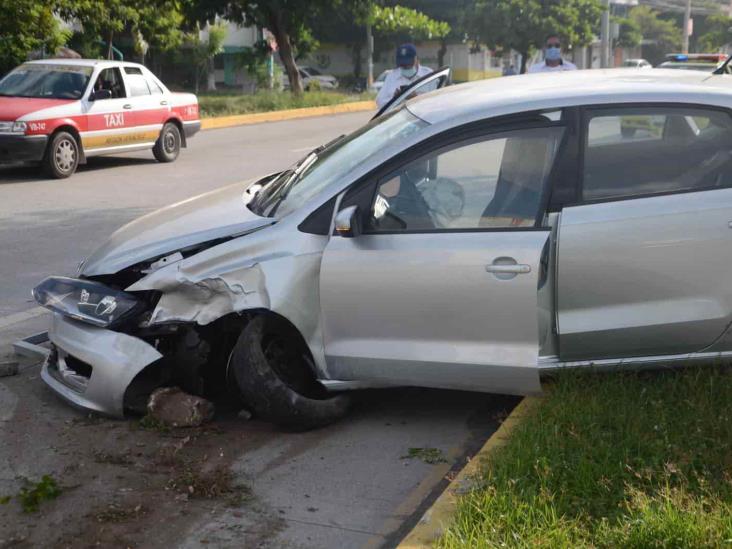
200 100 376 131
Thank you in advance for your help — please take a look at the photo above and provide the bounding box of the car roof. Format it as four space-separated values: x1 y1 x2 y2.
24 58 146 70
407 68 732 126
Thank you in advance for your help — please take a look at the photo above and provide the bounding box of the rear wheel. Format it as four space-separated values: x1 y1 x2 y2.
229 315 350 430
153 122 181 163
43 131 79 179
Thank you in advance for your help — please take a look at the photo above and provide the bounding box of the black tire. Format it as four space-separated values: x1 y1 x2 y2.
229 315 350 430
153 122 181 163
43 131 79 179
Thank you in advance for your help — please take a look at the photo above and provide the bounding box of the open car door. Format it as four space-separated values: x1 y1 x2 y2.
372 67 451 120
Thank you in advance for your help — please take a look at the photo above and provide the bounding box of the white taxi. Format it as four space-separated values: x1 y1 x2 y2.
0 59 200 178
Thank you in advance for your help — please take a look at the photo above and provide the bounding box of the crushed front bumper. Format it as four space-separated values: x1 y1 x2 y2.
42 313 162 417
0 134 48 163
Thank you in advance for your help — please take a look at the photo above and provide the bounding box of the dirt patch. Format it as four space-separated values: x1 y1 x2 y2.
0 361 282 549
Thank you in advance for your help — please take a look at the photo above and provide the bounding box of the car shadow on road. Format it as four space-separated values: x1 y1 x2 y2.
0 156 158 184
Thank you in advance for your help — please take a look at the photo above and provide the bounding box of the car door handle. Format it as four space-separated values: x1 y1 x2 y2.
485 264 531 274
160 100 168 106
123 104 132 109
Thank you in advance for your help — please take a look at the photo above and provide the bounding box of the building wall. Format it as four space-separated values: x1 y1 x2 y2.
301 41 503 82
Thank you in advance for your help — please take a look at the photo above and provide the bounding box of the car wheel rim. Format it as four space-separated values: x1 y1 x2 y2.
163 130 176 154
55 139 76 172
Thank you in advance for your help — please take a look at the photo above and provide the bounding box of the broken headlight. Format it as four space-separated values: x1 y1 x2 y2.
33 276 145 328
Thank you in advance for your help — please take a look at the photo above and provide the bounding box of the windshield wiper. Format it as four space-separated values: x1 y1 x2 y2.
269 152 319 216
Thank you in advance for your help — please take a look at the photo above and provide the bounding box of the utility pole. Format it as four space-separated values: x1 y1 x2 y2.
682 0 692 54
366 22 374 89
600 0 611 67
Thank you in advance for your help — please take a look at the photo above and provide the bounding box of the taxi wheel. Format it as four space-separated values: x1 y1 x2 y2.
229 315 351 431
43 132 79 179
153 122 181 163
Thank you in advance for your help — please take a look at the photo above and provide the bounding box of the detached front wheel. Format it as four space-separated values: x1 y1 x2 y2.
229 315 350 430
153 122 181 163
43 131 79 179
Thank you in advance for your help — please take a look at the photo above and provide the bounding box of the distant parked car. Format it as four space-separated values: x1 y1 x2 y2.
622 58 652 68
0 59 199 179
300 66 338 90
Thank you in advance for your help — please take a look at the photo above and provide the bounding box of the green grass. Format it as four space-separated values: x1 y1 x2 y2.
437 367 732 548
197 90 374 118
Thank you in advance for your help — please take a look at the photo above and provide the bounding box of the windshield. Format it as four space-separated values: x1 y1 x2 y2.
0 64 93 100
248 108 429 218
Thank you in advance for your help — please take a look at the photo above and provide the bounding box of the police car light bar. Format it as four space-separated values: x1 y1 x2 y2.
666 53 728 63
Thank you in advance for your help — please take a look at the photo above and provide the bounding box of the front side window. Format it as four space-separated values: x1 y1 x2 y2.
583 107 732 201
368 126 564 232
0 64 92 100
92 68 126 99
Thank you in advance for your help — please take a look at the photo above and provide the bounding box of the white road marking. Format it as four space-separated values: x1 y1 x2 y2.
0 307 48 331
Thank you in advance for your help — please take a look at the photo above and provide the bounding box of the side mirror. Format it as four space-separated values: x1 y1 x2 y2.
90 89 112 101
334 205 362 238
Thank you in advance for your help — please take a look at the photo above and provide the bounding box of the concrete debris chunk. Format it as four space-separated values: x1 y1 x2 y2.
147 387 214 428
0 361 19 378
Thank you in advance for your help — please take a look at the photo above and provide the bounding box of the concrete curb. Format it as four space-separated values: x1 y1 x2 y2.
397 396 543 548
200 100 376 131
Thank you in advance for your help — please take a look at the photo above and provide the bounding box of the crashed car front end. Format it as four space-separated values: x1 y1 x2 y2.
32 176 297 417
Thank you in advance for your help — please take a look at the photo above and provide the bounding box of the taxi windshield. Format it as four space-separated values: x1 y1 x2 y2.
248 108 429 218
0 64 93 100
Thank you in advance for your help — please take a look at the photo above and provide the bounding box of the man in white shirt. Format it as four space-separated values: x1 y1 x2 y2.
528 34 577 73
375 43 433 109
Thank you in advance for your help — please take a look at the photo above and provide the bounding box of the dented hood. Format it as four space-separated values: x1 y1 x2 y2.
81 181 273 276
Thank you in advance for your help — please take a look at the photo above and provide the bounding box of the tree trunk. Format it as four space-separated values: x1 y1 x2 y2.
107 30 114 60
206 55 217 91
267 12 303 95
520 49 529 74
438 38 447 67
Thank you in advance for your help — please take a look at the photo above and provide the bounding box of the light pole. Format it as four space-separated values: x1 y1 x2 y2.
682 0 692 54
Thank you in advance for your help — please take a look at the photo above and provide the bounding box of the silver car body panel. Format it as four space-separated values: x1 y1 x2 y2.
319 231 549 395
557 188 732 360
43 313 162 417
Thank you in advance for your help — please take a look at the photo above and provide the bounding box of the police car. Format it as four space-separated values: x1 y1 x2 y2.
658 53 730 73
0 59 200 179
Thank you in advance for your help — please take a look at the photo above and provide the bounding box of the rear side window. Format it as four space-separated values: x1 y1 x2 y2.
582 107 732 201
126 74 151 97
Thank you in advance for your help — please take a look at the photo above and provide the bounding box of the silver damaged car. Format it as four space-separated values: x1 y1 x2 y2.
34 68 732 429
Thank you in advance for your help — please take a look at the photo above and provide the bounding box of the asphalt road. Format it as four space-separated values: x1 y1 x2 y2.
0 113 516 548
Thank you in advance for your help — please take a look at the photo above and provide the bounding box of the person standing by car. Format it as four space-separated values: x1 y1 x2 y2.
376 43 433 109
528 34 577 73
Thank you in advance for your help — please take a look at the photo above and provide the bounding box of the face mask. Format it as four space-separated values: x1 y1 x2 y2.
400 66 418 79
545 47 562 61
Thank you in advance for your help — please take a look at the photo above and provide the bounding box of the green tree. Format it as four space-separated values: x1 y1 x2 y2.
370 5 450 45
391 0 471 65
58 0 183 60
469 0 604 73
698 14 732 52
183 23 226 94
185 0 350 95
613 16 642 49
627 5 681 65
0 0 71 74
